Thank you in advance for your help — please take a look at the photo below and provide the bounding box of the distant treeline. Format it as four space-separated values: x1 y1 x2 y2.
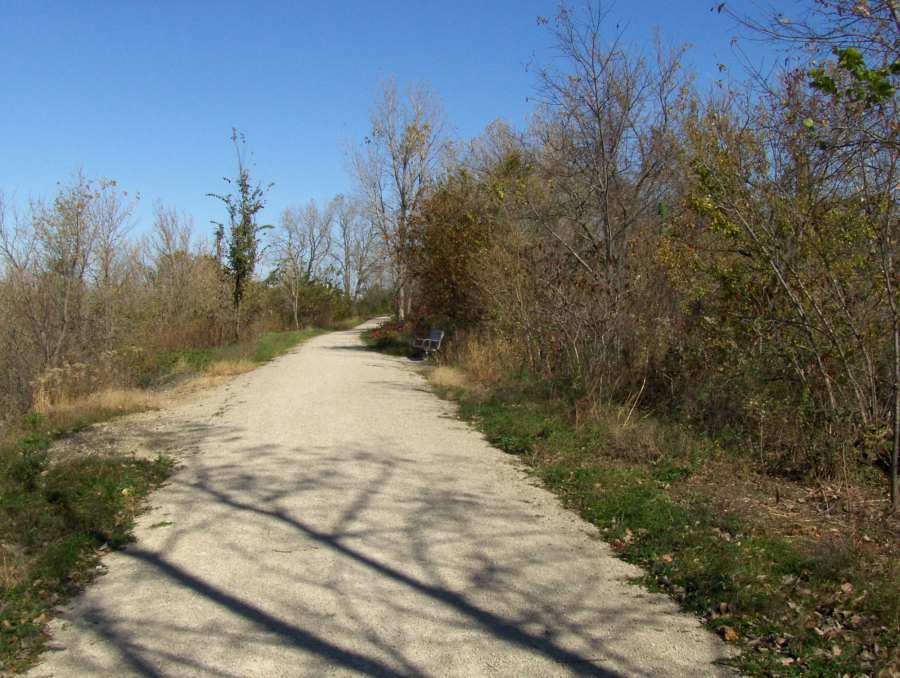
0 170 390 426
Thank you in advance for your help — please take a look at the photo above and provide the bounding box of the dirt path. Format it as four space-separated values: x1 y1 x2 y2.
29 320 731 677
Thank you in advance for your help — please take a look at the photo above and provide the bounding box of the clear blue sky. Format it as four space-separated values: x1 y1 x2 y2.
0 1 775 237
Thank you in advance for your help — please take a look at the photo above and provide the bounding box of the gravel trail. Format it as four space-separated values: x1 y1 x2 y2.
29 320 732 677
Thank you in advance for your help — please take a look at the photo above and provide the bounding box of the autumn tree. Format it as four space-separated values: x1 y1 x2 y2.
509 1 691 396
731 0 899 505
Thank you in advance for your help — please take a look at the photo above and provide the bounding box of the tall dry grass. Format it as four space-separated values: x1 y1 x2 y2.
449 332 522 385
37 388 165 432
28 358 257 435
202 359 255 377
428 366 470 390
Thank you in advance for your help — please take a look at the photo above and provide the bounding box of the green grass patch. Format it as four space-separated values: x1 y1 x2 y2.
0 417 174 673
448 382 899 676
0 326 331 670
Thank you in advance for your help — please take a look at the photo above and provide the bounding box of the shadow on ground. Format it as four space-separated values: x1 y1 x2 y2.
39 329 724 677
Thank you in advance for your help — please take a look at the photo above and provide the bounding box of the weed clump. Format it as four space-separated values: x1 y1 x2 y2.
0 415 173 673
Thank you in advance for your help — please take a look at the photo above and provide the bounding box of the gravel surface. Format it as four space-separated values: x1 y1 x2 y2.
28 319 732 677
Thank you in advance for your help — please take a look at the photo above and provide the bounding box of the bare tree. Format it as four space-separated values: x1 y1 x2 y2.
301 199 335 280
275 199 335 328
534 2 689 273
353 77 446 319
513 2 691 396
332 194 379 302
280 200 335 276
0 174 135 368
729 0 900 69
275 214 305 330
0 175 139 415
148 204 197 334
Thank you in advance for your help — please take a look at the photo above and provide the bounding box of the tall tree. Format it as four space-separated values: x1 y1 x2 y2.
275 199 334 329
332 194 379 302
353 78 446 319
208 129 272 340
535 3 688 274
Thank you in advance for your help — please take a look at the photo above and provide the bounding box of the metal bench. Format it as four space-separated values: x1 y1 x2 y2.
411 328 444 359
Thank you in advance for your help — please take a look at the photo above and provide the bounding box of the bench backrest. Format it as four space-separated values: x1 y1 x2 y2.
429 329 444 345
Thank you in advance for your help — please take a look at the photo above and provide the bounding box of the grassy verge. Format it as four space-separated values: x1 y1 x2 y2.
360 321 413 356
31 390 166 438
423 372 899 676
0 326 331 672
0 416 173 673
150 327 325 381
7 329 327 440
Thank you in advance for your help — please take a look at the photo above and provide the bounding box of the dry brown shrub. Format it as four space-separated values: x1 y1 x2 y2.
576 399 697 465
31 348 150 413
428 366 469 390
453 333 521 385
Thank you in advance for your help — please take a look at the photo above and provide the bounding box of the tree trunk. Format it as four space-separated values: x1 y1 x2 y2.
892 321 899 511
397 284 406 321
234 297 242 342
